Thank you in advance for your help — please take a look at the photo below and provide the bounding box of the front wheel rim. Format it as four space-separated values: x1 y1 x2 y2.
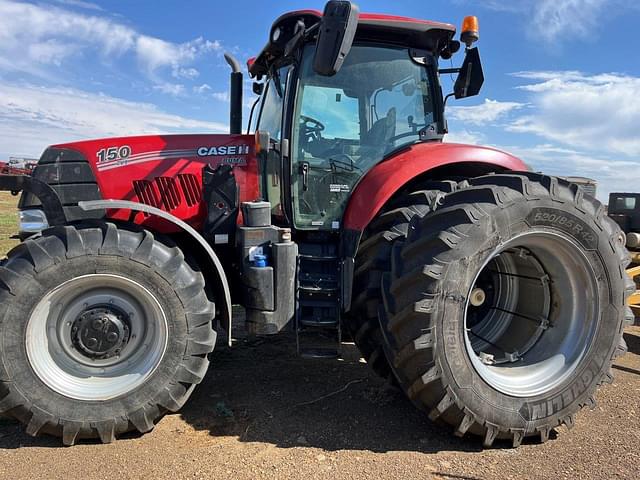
463 231 599 397
26 274 168 401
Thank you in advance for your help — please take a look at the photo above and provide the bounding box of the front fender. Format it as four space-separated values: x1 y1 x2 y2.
78 199 233 346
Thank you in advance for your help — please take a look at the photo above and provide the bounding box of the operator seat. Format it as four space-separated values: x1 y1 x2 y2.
361 107 396 147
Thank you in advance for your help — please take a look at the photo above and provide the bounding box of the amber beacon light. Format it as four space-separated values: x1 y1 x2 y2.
461 15 479 47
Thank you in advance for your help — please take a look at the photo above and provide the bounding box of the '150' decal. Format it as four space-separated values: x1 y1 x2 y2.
97 145 131 163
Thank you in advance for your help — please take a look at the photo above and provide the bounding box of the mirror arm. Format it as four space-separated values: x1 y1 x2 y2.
443 93 455 109
245 97 261 134
438 67 461 75
303 23 320 40
284 20 306 57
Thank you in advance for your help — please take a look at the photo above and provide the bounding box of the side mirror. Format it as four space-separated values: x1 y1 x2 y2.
313 1 359 76
453 47 484 99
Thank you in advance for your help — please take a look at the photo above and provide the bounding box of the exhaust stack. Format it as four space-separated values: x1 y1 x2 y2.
224 53 243 135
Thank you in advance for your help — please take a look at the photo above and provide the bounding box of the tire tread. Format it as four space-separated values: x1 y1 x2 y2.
0 222 216 445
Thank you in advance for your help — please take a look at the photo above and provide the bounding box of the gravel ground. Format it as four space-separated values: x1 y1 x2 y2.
0 319 638 480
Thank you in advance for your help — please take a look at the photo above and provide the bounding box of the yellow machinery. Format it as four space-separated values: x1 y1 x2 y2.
608 193 640 324
628 253 640 321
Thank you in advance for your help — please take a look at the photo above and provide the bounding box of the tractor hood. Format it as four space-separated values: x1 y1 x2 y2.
49 133 255 172
22 133 260 232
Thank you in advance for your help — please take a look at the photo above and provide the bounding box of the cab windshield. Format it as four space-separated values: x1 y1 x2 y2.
291 44 437 230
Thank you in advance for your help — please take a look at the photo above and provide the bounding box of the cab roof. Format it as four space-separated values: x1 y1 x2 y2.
249 9 456 77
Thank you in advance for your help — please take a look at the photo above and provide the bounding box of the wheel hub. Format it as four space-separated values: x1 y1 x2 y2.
72 306 130 360
463 233 598 397
469 287 486 307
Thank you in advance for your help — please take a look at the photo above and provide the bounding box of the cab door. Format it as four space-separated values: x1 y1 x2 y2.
254 65 290 224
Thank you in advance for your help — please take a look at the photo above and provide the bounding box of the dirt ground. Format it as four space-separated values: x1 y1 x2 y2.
0 193 639 479
0 325 637 479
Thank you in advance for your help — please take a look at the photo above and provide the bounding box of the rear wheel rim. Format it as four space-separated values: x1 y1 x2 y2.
463 231 599 397
26 274 168 401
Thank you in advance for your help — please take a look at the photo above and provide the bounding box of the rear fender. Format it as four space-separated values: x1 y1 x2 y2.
343 143 527 232
340 142 528 310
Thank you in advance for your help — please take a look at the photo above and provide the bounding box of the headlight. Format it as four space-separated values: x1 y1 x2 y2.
18 209 49 233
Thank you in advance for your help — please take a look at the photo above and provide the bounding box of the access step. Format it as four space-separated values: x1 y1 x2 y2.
299 347 339 359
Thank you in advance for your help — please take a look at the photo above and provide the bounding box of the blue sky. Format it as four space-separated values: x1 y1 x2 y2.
1 0 639 200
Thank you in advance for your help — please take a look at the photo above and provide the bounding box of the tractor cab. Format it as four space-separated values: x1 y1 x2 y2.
222 2 487 356
245 4 481 232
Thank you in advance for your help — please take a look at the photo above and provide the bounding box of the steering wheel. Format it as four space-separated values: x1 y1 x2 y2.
300 115 325 138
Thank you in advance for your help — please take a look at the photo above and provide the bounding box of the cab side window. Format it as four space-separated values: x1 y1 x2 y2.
256 66 289 140
255 65 289 221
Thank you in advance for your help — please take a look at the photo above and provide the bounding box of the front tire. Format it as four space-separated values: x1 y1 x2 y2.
381 173 634 447
0 223 216 445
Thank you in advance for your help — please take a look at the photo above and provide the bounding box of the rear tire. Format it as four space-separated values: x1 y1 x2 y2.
380 173 634 447
0 223 216 445
348 181 457 379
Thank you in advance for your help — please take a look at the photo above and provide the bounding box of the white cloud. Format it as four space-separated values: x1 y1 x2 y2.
0 0 221 89
508 71 640 157
212 91 230 102
448 99 525 126
444 129 484 145
193 83 212 94
0 0 135 72
0 82 227 158
26 39 77 66
532 0 607 43
52 0 104 11
135 36 220 76
173 67 200 80
152 83 186 96
459 0 616 43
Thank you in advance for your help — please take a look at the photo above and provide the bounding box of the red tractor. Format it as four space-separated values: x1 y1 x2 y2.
0 2 633 447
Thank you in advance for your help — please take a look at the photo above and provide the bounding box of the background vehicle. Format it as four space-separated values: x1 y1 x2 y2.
608 192 640 322
0 1 633 447
0 157 37 176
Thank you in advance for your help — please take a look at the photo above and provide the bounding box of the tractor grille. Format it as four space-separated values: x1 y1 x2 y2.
155 176 180 210
133 180 161 209
134 175 201 212
177 173 200 206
